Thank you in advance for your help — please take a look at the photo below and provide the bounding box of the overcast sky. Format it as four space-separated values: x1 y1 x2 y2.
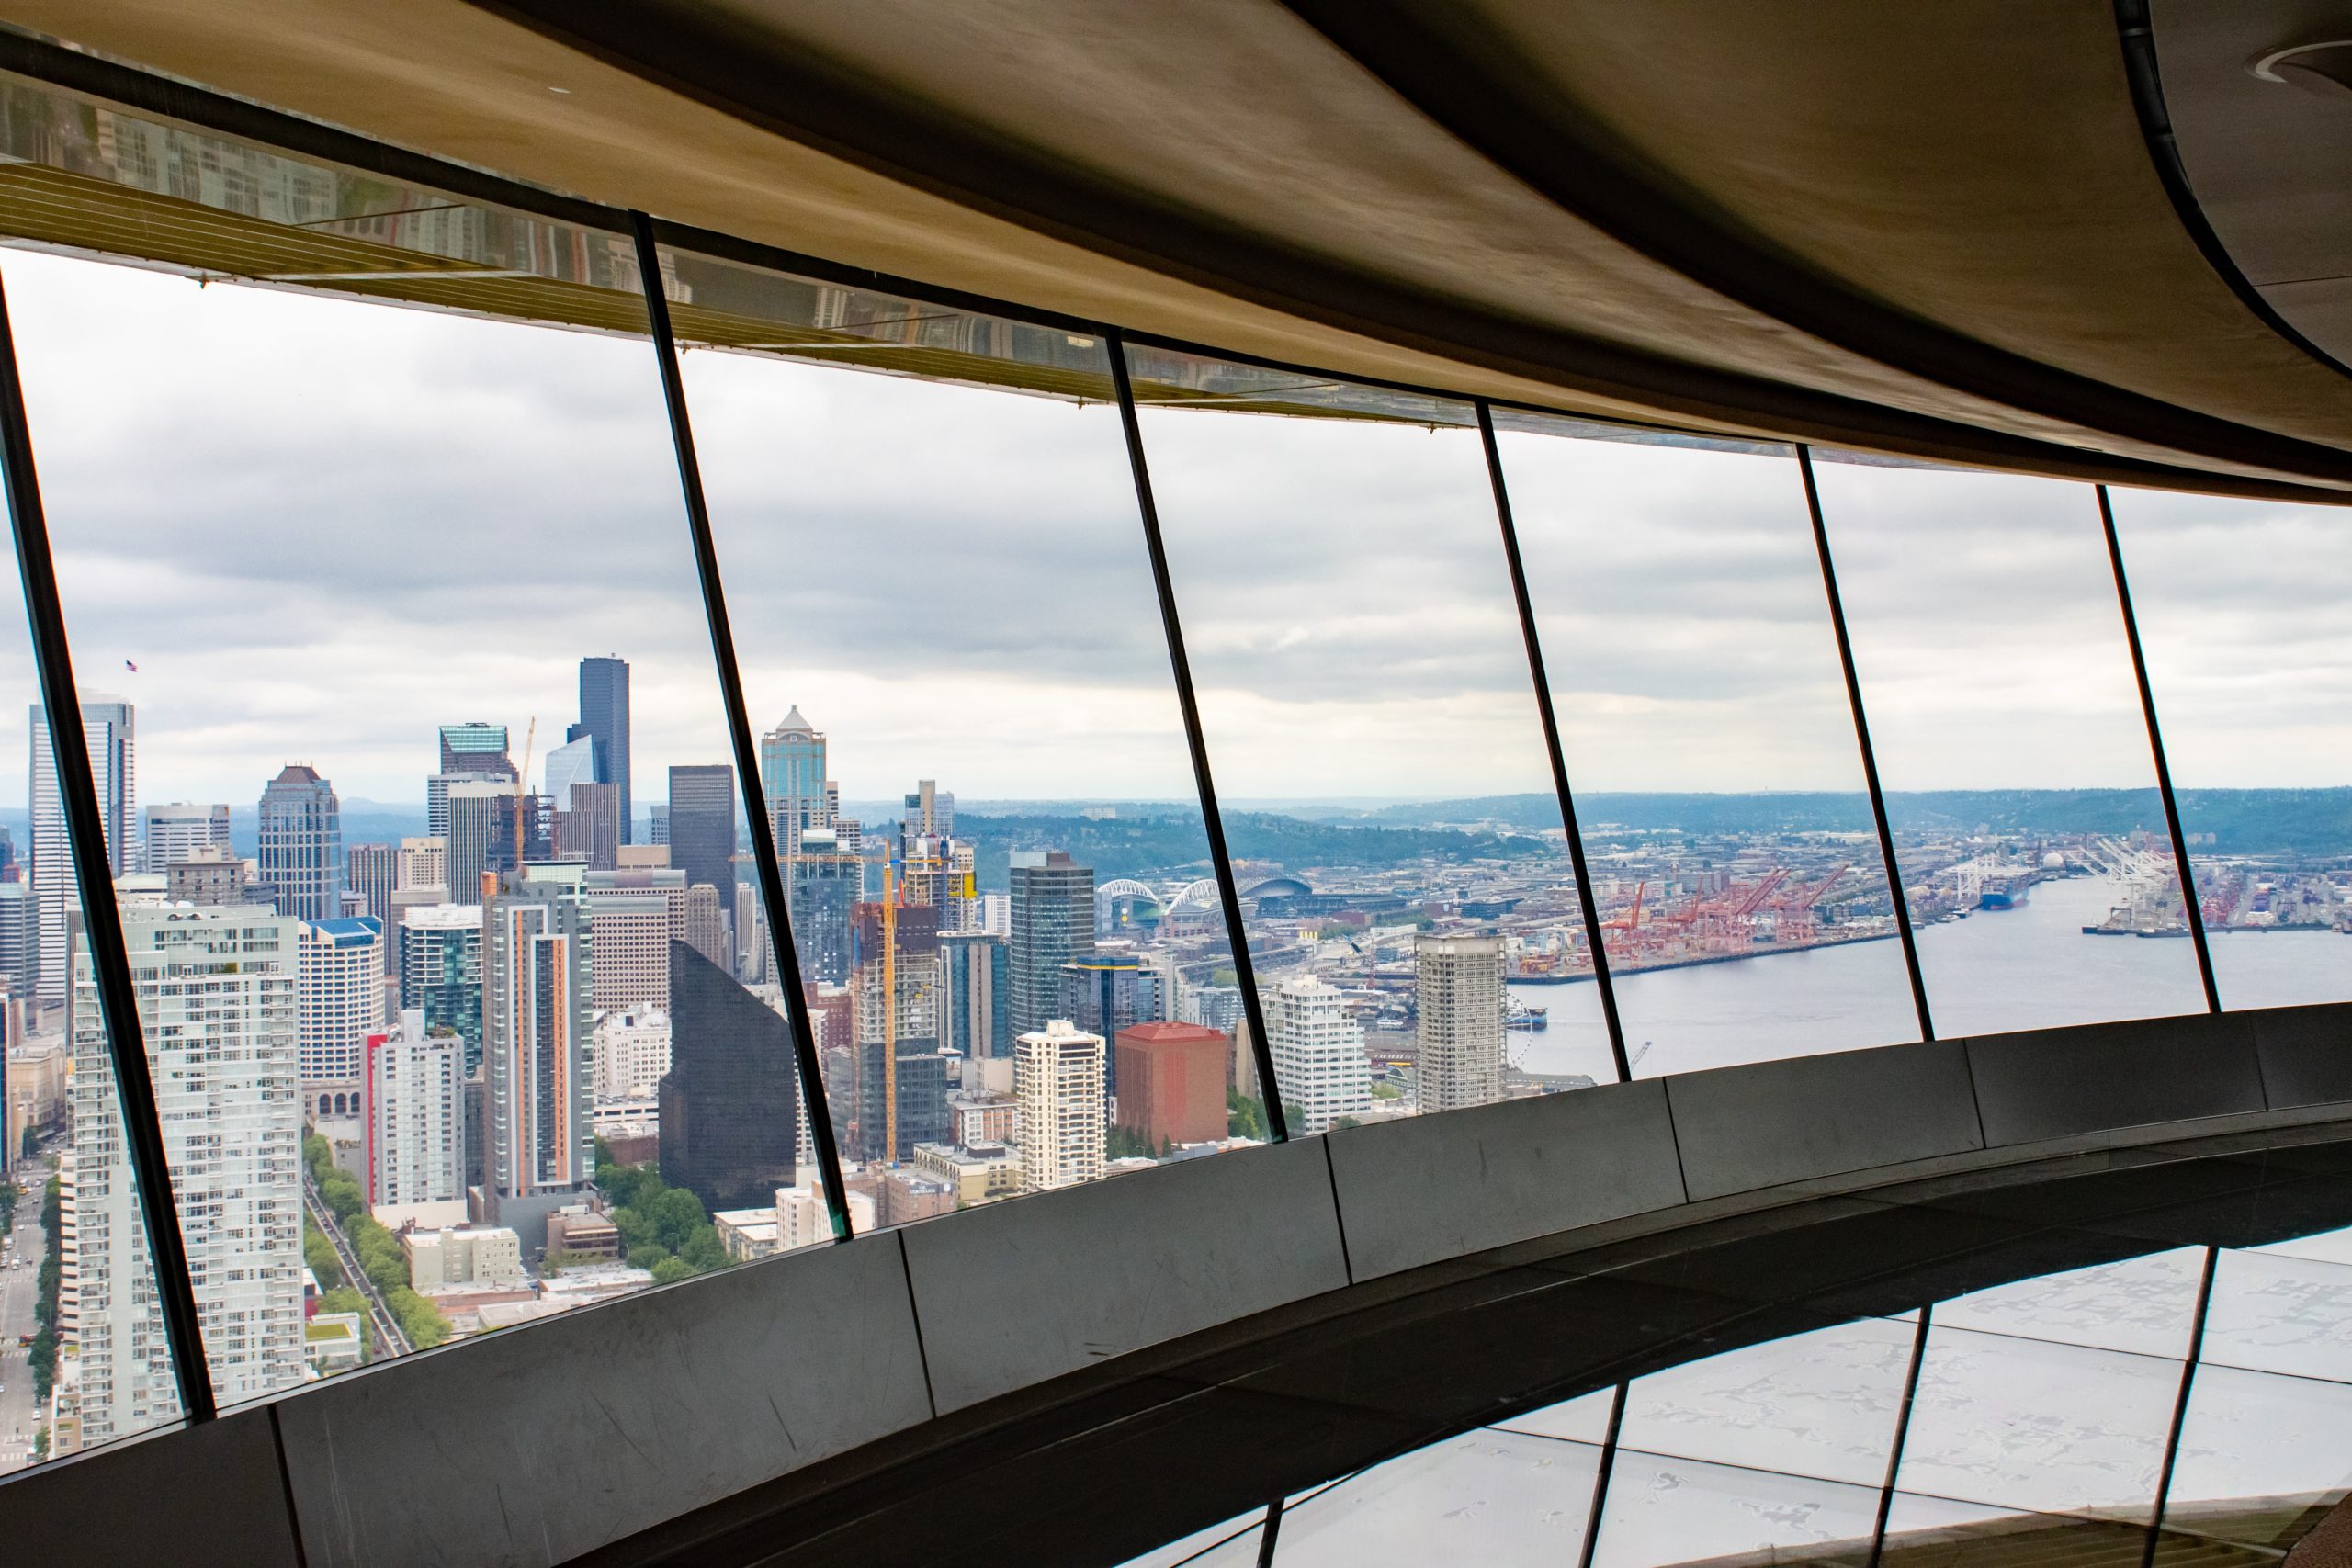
0 244 2338 819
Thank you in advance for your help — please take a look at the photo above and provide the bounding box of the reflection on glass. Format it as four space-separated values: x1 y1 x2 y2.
1497 423 1916 1073
1590 1450 1879 1568
1809 461 2204 1034
1275 1430 1600 1566
2103 487 2352 1009
0 381 186 1462
1877 1490 2154 1566
1930 1248 2205 1360
1894 1325 2177 1517
9 229 814 1409
2162 1362 2352 1548
1616 1318 1917 1486
1129 348 1611 1127
2198 1247 2352 1383
677 252 1248 1224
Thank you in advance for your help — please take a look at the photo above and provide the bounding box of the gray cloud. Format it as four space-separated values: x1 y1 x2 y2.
0 245 2336 817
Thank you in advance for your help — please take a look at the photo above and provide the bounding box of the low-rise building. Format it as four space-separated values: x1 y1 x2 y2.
949 1091 1019 1146
714 1208 780 1262
876 1169 954 1227
404 1224 525 1289
911 1141 1023 1205
544 1206 621 1265
302 1312 365 1377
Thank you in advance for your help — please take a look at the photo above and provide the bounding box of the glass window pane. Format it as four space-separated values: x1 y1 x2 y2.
1928 1247 2206 1360
2162 1361 2352 1548
1116 1509 1267 1568
1496 423 1917 1074
673 249 1254 1220
2198 1247 2352 1383
1894 1325 2178 1517
1275 1430 1602 1566
0 435 184 1462
2103 488 2352 1009
1615 1317 1916 1486
1590 1450 1880 1568
1808 461 2205 1034
7 207 817 1407
1127 348 1613 1125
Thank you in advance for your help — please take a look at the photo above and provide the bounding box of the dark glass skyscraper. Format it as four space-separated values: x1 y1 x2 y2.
786 837 860 984
578 656 631 846
667 763 737 896
257 763 343 921
1009 850 1095 1037
658 939 798 1211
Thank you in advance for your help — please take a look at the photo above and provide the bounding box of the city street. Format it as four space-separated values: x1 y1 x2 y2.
0 1158 50 1474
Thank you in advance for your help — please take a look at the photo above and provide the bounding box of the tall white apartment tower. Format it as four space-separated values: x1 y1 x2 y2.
298 916 385 1119
366 1008 464 1207
29 696 135 1002
69 904 303 1443
1266 976 1371 1135
1414 934 1506 1113
485 865 594 1198
1013 1018 1106 1191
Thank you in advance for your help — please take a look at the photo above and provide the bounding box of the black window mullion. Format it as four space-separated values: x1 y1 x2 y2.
1107 330 1288 1142
0 261 218 1419
627 211 854 1238
2096 484 2221 1014
1796 445 1936 1043
1868 1305 1934 1568
1476 400 1629 1081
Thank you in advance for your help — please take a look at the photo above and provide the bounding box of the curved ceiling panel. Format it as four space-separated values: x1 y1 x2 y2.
2151 0 2352 372
4 0 2349 498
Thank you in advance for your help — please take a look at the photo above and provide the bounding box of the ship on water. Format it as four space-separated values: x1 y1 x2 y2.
1506 997 1548 1032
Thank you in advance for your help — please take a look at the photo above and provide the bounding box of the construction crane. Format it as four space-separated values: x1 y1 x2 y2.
508 717 537 897
883 856 899 1166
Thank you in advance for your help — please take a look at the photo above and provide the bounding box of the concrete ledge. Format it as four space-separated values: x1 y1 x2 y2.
276 1231 929 1568
2249 1002 2352 1110
0 1406 299 1568
899 1135 1349 1413
1324 1077 1686 1281
1966 1012 2264 1146
1667 1039 1984 1201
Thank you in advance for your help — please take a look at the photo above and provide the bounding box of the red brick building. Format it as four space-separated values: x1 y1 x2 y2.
1114 1022 1229 1149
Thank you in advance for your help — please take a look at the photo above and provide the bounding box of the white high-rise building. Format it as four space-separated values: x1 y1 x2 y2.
1414 934 1506 1113
366 1008 464 1208
69 904 303 1443
29 696 135 1003
395 836 447 891
1266 976 1371 1134
299 916 384 1119
1013 1018 1106 1191
141 802 230 876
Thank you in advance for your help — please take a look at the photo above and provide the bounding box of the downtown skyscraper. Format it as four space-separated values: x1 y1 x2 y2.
28 695 134 1002
1009 850 1095 1037
257 764 344 921
576 656 631 846
667 763 737 897
759 705 834 856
